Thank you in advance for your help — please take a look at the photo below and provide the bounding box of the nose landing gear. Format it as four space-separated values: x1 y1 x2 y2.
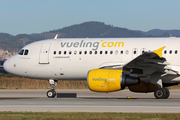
47 79 57 98
47 90 56 98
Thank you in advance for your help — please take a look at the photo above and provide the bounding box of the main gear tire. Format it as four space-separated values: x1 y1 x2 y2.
154 88 167 99
163 88 170 99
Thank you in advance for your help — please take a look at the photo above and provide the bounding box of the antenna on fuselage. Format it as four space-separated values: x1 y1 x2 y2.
54 34 58 39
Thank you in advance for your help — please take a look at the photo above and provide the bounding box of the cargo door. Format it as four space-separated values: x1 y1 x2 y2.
39 43 51 64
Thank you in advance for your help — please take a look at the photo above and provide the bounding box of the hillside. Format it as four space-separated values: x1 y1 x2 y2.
137 29 180 36
0 21 179 52
0 21 146 52
48 21 144 38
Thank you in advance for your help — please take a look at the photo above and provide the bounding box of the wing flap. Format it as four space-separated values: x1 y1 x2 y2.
123 46 170 75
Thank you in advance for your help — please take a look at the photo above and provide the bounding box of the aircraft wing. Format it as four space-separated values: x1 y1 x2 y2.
99 46 178 75
123 46 178 75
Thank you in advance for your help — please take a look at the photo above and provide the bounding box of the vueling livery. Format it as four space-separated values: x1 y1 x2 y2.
3 36 180 99
60 40 124 50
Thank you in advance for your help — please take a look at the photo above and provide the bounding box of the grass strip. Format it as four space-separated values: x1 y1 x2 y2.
0 73 180 90
0 112 180 120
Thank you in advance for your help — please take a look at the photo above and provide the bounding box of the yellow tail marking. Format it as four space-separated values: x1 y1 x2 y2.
153 46 166 58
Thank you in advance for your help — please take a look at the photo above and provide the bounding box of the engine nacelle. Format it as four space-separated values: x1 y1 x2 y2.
87 69 139 92
128 82 159 93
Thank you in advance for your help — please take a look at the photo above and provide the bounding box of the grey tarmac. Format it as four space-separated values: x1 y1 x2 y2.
0 89 180 113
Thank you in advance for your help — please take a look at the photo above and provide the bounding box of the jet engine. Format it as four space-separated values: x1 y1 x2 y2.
87 69 139 92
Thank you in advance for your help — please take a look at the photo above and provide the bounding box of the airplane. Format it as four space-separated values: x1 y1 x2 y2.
3 35 180 99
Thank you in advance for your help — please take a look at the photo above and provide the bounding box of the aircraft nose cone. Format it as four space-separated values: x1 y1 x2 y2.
3 59 10 73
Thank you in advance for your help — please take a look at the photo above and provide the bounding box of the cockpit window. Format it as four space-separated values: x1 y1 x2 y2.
18 49 29 55
18 49 24 55
24 49 29 55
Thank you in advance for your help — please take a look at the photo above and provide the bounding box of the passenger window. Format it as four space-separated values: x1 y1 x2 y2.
59 51 61 55
105 51 108 54
74 51 77 55
54 51 56 55
89 51 92 54
69 51 72 55
79 51 82 55
169 50 172 54
24 49 28 55
18 49 24 55
64 51 66 55
121 51 123 54
100 51 102 54
115 50 118 54
125 50 129 54
164 50 167 54
175 50 178 54
110 51 113 54
95 51 97 54
84 51 87 54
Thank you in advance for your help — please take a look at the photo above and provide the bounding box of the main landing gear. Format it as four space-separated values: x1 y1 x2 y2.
47 79 57 98
154 87 170 99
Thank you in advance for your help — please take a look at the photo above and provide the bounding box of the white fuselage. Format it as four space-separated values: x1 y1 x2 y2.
3 37 180 81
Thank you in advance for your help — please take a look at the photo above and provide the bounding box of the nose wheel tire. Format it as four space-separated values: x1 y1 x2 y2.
47 90 56 98
154 88 170 99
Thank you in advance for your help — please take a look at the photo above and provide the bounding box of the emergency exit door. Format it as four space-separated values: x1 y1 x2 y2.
39 43 51 64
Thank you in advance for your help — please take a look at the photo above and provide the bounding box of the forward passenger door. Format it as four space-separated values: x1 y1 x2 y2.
39 43 51 64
